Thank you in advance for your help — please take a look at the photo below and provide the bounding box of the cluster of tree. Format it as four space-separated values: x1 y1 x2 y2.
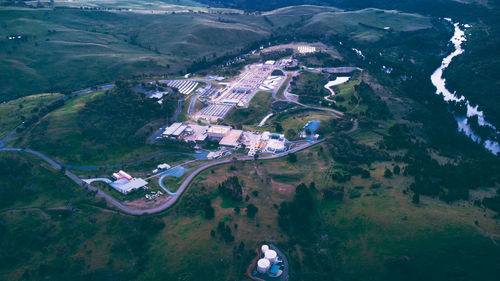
381 124 414 150
355 82 392 120
483 188 500 213
278 183 316 242
214 221 235 243
260 48 293 61
316 117 354 136
404 149 499 202
297 52 343 67
0 155 78 208
246 203 258 218
331 170 351 183
291 71 328 98
77 81 177 145
218 176 243 201
326 133 390 165
322 186 345 201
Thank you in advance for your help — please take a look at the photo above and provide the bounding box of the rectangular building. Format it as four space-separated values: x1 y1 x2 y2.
219 129 243 147
162 122 183 137
207 125 231 141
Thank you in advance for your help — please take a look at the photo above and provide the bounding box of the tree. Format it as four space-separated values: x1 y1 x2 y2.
204 205 215 219
275 122 283 133
287 153 297 163
246 204 258 218
412 192 420 204
361 169 371 178
384 168 393 178
393 165 401 175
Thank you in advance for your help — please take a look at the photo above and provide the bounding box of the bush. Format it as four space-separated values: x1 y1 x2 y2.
349 189 361 199
384 169 393 178
246 204 258 218
323 186 344 201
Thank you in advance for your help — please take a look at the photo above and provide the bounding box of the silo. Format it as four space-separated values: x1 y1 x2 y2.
265 249 278 264
261 244 269 254
257 258 271 273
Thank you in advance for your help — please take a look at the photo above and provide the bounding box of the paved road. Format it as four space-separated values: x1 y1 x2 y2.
0 140 322 215
270 243 289 281
0 124 22 148
0 147 62 169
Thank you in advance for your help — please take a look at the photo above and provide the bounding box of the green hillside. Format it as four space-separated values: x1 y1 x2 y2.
299 8 432 41
0 7 270 100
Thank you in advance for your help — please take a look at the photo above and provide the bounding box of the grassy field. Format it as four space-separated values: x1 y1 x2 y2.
329 70 364 113
271 110 334 135
0 93 62 139
1 138 499 280
0 7 270 100
298 8 432 42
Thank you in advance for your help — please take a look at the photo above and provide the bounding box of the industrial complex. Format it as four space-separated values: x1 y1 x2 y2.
195 61 285 121
159 122 289 156
251 244 288 280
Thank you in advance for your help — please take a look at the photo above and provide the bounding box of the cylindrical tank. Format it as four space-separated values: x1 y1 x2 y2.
257 258 270 273
261 244 269 254
264 249 278 264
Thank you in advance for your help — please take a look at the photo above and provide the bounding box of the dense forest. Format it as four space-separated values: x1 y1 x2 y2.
77 82 176 145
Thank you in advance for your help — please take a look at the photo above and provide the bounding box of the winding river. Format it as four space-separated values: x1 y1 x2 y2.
430 19 499 154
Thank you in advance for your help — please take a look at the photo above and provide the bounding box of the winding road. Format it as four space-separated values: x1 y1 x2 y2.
0 140 323 215
271 70 344 118
0 72 352 216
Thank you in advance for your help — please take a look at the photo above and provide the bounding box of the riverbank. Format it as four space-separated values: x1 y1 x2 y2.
430 20 499 154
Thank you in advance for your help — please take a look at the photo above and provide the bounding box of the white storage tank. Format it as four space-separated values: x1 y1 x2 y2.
265 249 278 264
257 258 271 273
261 244 269 254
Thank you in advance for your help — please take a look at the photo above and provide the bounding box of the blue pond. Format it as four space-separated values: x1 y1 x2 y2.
301 119 321 140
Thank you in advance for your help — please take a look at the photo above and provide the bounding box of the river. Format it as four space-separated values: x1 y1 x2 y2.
430 19 499 155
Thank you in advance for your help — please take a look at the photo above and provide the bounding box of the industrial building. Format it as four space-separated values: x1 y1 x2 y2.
219 129 243 147
207 125 231 141
254 244 285 278
110 170 148 194
297 45 316 54
159 122 289 155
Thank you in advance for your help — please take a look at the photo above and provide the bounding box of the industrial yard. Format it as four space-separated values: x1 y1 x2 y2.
195 61 286 121
159 122 289 156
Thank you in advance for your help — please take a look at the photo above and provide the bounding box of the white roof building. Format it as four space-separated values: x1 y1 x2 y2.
163 122 183 137
219 129 243 147
172 125 188 137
